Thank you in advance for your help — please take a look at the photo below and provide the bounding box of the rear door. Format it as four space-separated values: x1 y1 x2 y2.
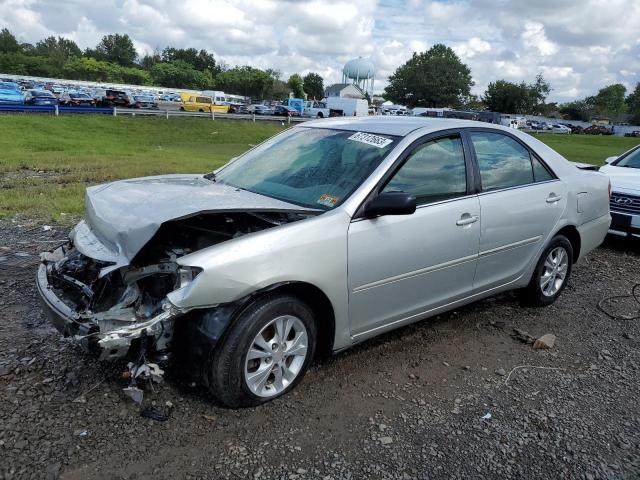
466 129 567 291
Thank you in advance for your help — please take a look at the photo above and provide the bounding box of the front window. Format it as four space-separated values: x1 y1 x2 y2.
383 135 467 205
615 147 640 169
216 128 398 209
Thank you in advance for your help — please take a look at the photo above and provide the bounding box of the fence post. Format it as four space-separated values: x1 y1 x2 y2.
113 107 117 117
287 115 291 125
54 105 59 117
166 109 169 120
211 109 215 121
253 114 256 123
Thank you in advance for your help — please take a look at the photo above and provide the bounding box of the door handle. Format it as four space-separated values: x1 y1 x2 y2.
546 193 562 204
456 214 479 226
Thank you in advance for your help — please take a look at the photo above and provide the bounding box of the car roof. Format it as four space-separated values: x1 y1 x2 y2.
300 116 514 137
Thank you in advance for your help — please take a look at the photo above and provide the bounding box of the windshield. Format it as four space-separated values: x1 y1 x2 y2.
0 82 19 91
216 127 398 209
615 147 640 169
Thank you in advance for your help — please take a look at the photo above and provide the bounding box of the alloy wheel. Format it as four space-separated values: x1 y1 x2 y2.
244 315 309 397
540 246 569 297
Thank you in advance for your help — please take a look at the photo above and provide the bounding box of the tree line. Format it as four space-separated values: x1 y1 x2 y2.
384 44 640 123
0 29 325 101
2 27 639 122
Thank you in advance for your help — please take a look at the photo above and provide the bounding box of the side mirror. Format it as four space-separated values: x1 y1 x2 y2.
364 192 416 218
605 156 618 164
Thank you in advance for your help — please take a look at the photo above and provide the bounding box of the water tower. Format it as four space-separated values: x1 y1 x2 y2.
342 57 375 96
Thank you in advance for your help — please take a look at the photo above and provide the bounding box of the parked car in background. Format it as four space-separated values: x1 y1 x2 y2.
565 124 583 134
228 103 248 114
130 95 158 109
551 124 571 134
624 131 640 138
37 117 610 408
59 91 96 107
99 89 132 108
249 104 274 115
600 145 640 237
0 82 24 104
273 105 299 117
584 125 613 135
303 100 330 118
180 94 213 113
24 89 58 106
179 93 230 113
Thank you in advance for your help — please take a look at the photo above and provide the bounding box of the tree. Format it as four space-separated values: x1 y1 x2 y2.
161 47 220 75
34 36 81 69
482 75 552 114
303 72 324 100
139 49 162 69
215 66 274 99
626 82 640 125
287 74 305 99
0 29 20 53
483 80 531 113
94 34 137 66
383 44 472 108
63 57 114 82
150 60 210 89
460 94 484 110
594 84 626 118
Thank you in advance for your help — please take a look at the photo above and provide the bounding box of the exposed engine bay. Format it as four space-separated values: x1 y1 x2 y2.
37 210 311 399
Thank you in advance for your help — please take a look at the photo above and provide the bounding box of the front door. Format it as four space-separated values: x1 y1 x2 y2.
348 134 481 338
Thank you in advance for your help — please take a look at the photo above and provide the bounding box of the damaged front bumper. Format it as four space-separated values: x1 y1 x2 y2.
36 246 185 361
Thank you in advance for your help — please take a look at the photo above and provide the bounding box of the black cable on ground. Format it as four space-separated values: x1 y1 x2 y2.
597 283 640 320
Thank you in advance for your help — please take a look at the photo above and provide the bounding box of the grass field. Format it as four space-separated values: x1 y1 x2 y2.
0 115 286 221
1 115 639 222
530 132 640 165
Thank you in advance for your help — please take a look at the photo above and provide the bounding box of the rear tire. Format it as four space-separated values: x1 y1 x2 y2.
207 294 317 408
519 235 573 306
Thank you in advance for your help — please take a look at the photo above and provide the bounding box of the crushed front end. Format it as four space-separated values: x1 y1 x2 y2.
37 241 185 363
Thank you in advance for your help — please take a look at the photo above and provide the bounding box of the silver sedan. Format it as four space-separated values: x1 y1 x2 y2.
37 117 611 407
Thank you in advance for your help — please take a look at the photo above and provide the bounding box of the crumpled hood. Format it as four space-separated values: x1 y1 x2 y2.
74 174 312 267
600 165 640 193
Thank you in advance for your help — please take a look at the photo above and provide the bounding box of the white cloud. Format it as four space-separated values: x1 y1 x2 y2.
1 0 639 102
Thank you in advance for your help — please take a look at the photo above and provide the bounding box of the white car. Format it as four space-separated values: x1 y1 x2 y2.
600 145 640 238
551 124 571 134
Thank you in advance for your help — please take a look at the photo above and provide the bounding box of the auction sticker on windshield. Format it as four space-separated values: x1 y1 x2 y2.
348 132 393 148
317 194 338 208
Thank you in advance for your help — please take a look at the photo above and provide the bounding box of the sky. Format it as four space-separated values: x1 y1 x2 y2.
1 0 639 102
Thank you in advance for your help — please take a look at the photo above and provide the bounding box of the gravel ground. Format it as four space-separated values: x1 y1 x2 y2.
1 220 639 480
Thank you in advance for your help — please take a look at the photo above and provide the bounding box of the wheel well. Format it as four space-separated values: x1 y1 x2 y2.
555 225 581 263
260 282 335 358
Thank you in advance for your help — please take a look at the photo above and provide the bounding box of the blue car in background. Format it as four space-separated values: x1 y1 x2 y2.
0 82 24 104
24 89 58 106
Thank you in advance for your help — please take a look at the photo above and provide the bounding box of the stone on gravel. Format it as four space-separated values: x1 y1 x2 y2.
495 367 506 376
533 333 556 350
379 436 393 445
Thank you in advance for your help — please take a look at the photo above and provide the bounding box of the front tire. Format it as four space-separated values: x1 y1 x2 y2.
207 294 317 408
519 235 573 306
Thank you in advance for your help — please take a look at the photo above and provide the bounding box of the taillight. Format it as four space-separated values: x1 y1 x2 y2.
608 179 611 198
